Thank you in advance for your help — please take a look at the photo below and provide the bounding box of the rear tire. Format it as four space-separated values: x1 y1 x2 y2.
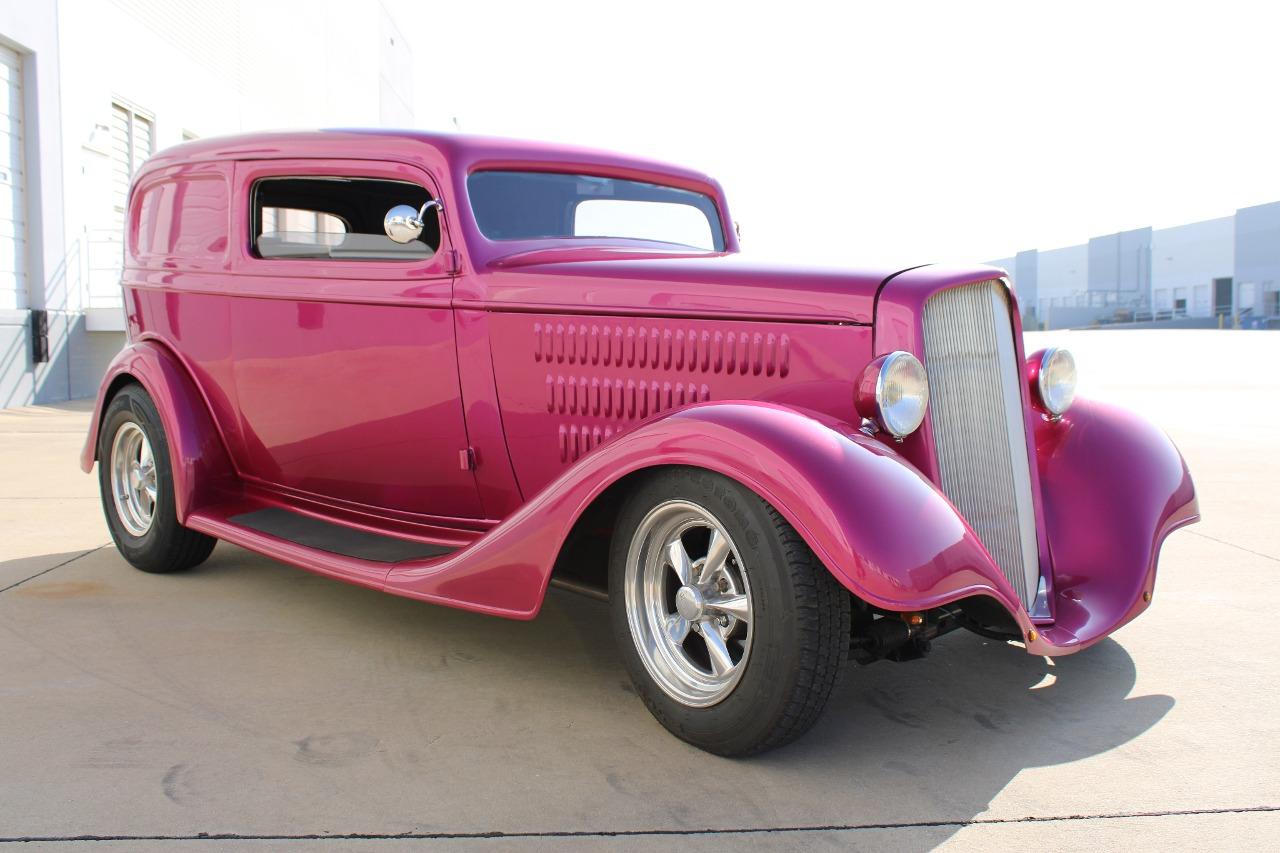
97 384 215 574
609 467 851 756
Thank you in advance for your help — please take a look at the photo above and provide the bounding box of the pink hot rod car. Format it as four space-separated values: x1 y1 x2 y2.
83 130 1198 755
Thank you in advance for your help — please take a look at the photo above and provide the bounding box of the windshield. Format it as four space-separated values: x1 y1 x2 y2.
467 170 725 252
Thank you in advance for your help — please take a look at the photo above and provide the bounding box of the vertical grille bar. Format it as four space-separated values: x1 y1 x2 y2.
922 280 1040 608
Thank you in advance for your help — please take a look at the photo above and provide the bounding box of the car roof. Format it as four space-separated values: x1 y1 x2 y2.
141 129 719 189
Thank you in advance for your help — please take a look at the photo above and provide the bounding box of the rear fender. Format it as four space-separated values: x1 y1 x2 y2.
81 341 234 523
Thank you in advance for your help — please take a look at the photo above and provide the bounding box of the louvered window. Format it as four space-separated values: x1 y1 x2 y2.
109 102 154 231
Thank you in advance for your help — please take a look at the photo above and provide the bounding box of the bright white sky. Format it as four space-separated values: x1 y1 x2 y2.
387 0 1278 270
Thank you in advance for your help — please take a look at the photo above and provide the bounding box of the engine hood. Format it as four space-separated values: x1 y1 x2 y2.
467 250 914 324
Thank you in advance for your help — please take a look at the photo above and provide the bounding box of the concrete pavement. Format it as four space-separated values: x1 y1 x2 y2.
1 331 1277 850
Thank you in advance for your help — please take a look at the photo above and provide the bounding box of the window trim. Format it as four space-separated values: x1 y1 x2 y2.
250 175 435 262
230 159 454 282
465 167 728 253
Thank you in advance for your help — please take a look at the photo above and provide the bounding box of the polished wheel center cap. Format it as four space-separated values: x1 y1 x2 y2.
675 585 705 621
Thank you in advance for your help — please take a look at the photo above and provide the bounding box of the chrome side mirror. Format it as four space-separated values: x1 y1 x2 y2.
384 199 443 244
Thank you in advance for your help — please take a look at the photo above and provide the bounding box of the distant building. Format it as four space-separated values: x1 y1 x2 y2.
987 201 1280 330
0 0 413 409
1236 202 1280 321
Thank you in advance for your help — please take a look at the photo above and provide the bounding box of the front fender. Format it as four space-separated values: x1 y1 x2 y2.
384 401 1025 621
386 398 1195 655
81 341 234 523
1031 398 1198 652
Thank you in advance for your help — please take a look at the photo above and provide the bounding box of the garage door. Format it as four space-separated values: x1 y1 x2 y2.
0 44 25 311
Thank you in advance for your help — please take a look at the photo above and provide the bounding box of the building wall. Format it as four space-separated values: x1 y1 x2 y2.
1014 249 1039 318
0 0 414 409
987 207 1279 329
0 1 65 406
1034 243 1088 307
1150 216 1233 318
1088 227 1152 295
1234 201 1280 320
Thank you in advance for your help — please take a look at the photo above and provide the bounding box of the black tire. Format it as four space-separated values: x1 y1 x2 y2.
609 467 851 756
97 384 216 573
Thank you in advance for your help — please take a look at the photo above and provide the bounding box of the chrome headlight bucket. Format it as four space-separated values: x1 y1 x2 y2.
856 351 930 439
1029 347 1077 417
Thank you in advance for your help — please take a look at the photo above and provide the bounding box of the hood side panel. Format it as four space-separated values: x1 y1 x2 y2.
486 311 871 498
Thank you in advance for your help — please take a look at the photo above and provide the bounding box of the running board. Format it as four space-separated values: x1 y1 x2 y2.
184 500 560 620
228 507 456 563
184 504 466 592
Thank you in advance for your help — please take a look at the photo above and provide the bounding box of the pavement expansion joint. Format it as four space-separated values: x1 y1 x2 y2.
2 804 1278 844
1187 531 1279 563
0 545 108 595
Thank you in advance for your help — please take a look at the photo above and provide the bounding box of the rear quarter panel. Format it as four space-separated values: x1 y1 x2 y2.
125 161 244 460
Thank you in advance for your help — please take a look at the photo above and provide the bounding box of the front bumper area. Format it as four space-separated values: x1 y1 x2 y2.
893 395 1199 657
1015 397 1199 655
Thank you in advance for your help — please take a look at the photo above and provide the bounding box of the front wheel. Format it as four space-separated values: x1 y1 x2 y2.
97 384 216 573
609 468 851 756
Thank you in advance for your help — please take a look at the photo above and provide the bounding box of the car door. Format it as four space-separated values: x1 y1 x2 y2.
226 158 482 520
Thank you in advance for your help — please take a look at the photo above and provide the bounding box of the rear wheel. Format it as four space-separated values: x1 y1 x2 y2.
609 468 851 756
98 384 215 573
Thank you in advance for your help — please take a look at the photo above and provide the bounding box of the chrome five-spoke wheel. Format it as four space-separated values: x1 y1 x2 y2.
109 421 157 537
97 385 215 573
624 500 754 707
610 469 852 755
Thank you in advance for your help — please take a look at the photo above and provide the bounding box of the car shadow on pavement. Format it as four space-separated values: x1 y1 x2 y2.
6 544 1172 845
546 579 1173 849
553 584 1174 844
214 547 1174 843
767 633 1172 845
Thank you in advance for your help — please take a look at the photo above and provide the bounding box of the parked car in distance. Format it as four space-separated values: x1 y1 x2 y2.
83 131 1199 755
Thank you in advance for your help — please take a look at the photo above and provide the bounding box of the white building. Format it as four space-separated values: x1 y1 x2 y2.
1150 216 1233 319
990 202 1280 330
0 0 414 408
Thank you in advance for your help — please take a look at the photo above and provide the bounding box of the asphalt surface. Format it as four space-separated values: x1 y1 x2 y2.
1 330 1277 850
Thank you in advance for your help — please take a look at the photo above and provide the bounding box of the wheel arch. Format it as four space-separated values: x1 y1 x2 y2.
549 465 653 596
85 371 147 457
532 402 1025 621
81 340 236 523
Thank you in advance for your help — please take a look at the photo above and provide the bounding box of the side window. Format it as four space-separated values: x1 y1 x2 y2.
251 176 440 261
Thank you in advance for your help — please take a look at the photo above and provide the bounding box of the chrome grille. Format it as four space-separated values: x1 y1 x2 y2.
922 280 1040 608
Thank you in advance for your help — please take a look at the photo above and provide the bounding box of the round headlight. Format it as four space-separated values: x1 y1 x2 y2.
1036 347 1077 416
857 351 929 439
